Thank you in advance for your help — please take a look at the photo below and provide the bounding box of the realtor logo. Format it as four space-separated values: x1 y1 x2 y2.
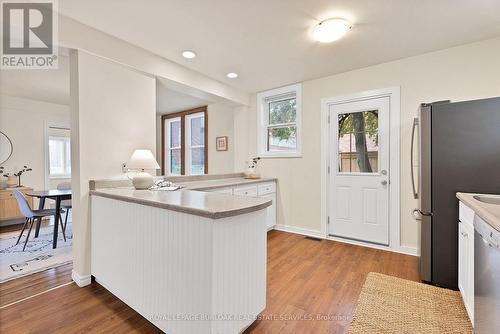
1 0 58 69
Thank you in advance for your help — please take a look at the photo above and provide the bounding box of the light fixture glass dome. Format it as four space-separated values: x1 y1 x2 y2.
313 18 350 43
182 50 197 59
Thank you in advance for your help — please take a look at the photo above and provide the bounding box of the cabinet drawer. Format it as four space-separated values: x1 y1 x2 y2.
209 187 233 195
459 201 474 226
234 185 258 197
257 182 276 196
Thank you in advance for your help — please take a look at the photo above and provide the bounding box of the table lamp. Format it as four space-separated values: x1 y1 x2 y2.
127 149 160 189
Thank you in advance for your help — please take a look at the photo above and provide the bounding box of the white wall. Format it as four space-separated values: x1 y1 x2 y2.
234 37 500 251
0 95 70 194
70 50 156 279
207 103 235 174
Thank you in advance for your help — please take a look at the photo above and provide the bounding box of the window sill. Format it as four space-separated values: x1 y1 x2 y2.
259 152 302 159
49 175 71 179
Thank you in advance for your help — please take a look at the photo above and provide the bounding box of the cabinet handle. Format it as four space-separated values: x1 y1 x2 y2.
461 232 468 237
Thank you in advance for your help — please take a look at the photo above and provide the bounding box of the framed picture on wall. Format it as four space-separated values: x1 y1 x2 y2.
216 136 228 151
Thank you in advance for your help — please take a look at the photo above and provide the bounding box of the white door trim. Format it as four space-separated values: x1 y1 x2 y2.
320 87 402 252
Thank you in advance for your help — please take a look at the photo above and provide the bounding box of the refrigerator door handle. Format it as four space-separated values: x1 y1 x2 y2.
411 117 419 199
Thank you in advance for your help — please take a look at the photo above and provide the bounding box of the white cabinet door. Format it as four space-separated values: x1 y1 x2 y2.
463 220 474 324
260 193 276 230
458 218 474 324
458 221 468 295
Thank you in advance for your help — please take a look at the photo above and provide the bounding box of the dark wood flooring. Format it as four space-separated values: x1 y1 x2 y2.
0 230 419 333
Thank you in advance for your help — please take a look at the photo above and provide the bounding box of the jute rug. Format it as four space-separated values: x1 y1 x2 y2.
348 272 472 334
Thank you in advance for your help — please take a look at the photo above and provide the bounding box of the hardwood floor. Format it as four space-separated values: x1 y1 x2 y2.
0 231 419 333
0 263 74 308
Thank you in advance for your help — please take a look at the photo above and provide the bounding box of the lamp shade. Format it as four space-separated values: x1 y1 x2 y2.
127 149 160 170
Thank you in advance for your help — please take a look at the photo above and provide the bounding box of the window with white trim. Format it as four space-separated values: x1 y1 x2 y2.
165 117 182 175
49 136 71 177
257 83 302 157
185 112 205 175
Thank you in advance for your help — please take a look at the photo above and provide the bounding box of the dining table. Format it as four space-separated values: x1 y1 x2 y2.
27 189 72 249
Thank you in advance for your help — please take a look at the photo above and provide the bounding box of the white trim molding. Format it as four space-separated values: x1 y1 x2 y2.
320 87 404 254
272 226 418 256
273 224 324 239
256 83 302 158
72 269 92 287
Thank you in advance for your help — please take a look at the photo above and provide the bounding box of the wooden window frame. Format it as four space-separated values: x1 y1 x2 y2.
161 106 208 175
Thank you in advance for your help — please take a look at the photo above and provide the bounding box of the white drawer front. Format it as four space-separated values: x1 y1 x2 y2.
234 185 258 197
459 201 474 226
257 182 276 196
209 187 233 195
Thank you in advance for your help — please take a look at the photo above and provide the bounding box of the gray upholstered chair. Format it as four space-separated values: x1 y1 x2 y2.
57 182 72 237
13 189 66 251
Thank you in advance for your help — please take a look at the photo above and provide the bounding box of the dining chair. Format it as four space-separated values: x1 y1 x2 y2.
13 189 66 251
57 182 72 238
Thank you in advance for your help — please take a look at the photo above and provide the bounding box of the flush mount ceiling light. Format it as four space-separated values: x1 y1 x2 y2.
227 72 238 79
313 18 351 43
181 50 197 59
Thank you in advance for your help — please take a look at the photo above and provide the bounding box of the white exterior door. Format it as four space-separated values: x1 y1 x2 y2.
328 97 390 245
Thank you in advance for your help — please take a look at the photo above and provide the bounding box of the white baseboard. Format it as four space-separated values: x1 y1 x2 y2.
395 245 419 256
273 224 419 257
273 224 324 239
72 269 92 287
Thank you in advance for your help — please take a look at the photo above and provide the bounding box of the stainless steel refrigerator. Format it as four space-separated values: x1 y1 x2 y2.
412 97 500 289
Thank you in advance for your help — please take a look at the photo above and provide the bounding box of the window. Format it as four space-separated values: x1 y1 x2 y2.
257 83 302 157
165 117 181 175
49 136 71 177
337 110 379 173
161 107 207 175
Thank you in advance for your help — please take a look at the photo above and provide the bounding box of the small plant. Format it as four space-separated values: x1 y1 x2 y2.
248 157 261 169
1 165 32 187
14 165 32 177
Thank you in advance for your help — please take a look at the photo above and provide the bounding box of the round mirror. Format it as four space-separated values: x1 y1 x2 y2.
0 131 13 165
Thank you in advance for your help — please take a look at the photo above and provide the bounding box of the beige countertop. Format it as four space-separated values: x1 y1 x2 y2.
456 192 500 232
90 177 276 220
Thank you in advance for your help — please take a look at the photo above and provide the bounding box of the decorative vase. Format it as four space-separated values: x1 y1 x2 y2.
7 175 17 188
245 166 260 179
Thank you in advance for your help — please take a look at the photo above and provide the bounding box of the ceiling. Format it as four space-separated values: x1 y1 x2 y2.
58 0 500 93
157 80 210 114
0 53 69 105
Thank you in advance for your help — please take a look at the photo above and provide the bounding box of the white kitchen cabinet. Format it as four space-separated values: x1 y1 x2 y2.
458 201 474 324
234 185 258 197
260 193 276 230
232 181 277 230
210 187 233 195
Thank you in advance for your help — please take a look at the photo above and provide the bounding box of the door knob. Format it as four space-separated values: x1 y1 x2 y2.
381 180 388 185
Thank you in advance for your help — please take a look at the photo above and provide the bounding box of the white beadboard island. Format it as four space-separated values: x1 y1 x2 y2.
90 175 274 334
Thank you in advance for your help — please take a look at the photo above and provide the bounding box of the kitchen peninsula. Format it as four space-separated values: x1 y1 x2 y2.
90 174 276 334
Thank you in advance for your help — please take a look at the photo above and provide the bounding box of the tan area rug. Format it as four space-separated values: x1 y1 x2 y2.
348 272 472 334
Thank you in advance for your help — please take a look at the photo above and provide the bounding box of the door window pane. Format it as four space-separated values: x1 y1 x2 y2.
267 126 297 152
338 111 378 173
269 98 296 125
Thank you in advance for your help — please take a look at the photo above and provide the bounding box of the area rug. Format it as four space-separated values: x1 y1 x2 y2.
0 223 72 283
348 272 472 334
